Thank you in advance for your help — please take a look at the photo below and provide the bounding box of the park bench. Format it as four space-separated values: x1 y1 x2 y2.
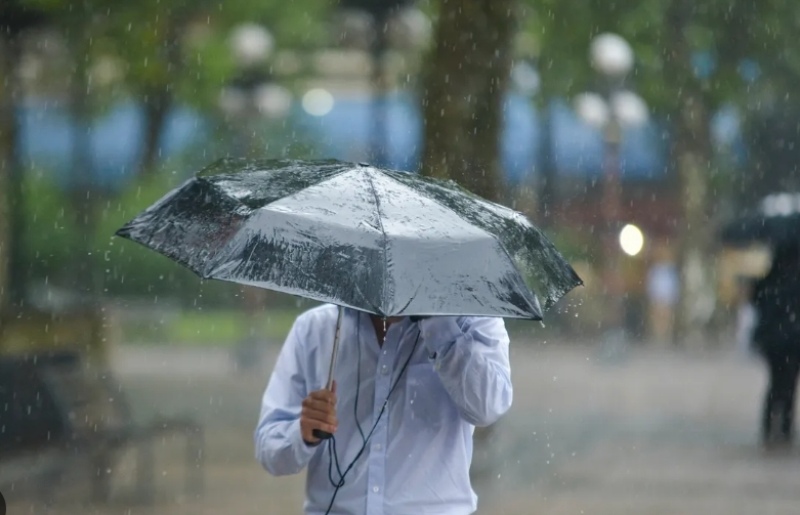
0 349 204 504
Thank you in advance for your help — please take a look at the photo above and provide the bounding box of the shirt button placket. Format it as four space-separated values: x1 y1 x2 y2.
366 339 393 515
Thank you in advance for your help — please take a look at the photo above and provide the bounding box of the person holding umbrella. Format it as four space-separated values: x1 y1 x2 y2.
751 242 800 446
114 158 582 514
722 193 800 446
255 308 512 514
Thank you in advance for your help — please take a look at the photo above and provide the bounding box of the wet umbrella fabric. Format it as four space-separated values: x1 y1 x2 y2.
116 158 582 441
115 158 582 320
721 193 800 247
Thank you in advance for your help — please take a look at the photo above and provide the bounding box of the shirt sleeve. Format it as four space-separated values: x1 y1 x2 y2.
254 315 321 476
417 316 513 427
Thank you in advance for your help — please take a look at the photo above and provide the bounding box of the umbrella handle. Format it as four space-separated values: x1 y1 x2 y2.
313 305 344 441
312 428 333 440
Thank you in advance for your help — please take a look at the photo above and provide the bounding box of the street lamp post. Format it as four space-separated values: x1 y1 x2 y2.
220 23 293 370
338 0 414 166
219 24 292 158
575 33 648 344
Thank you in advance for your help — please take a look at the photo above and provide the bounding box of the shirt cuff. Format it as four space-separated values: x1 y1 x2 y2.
419 316 463 355
291 418 320 463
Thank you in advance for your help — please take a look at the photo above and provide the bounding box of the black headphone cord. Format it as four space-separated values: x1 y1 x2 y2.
322 322 421 515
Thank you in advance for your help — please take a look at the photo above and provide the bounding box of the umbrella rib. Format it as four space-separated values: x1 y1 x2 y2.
381 172 581 308
365 171 390 316
485 231 543 315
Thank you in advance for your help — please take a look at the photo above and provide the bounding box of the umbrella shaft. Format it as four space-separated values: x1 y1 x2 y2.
325 306 345 390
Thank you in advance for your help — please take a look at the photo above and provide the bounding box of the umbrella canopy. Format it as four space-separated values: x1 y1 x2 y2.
116 158 582 320
721 192 800 247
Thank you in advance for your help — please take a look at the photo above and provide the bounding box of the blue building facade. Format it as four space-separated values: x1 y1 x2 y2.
15 90 686 192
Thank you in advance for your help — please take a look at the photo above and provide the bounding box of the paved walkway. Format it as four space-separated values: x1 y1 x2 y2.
6 340 800 515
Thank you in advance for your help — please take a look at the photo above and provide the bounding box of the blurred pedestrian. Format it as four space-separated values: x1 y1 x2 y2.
751 243 800 446
646 251 679 344
734 276 757 357
254 306 513 514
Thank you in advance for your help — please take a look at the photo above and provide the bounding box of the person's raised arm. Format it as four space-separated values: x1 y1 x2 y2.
418 317 513 427
254 316 336 475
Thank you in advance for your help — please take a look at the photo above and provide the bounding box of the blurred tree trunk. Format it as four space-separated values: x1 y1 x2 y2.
0 37 26 311
138 21 182 179
140 87 172 178
69 36 100 299
420 0 516 203
0 40 13 310
665 0 716 346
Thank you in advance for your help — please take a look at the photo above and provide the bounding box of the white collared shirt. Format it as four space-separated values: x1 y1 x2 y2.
255 304 513 515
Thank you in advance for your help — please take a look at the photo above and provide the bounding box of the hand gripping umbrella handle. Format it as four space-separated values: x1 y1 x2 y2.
313 305 344 441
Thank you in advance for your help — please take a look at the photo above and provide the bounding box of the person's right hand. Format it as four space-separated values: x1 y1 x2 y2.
300 381 338 446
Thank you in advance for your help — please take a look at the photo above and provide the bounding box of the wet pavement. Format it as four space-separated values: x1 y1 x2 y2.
6 337 800 515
